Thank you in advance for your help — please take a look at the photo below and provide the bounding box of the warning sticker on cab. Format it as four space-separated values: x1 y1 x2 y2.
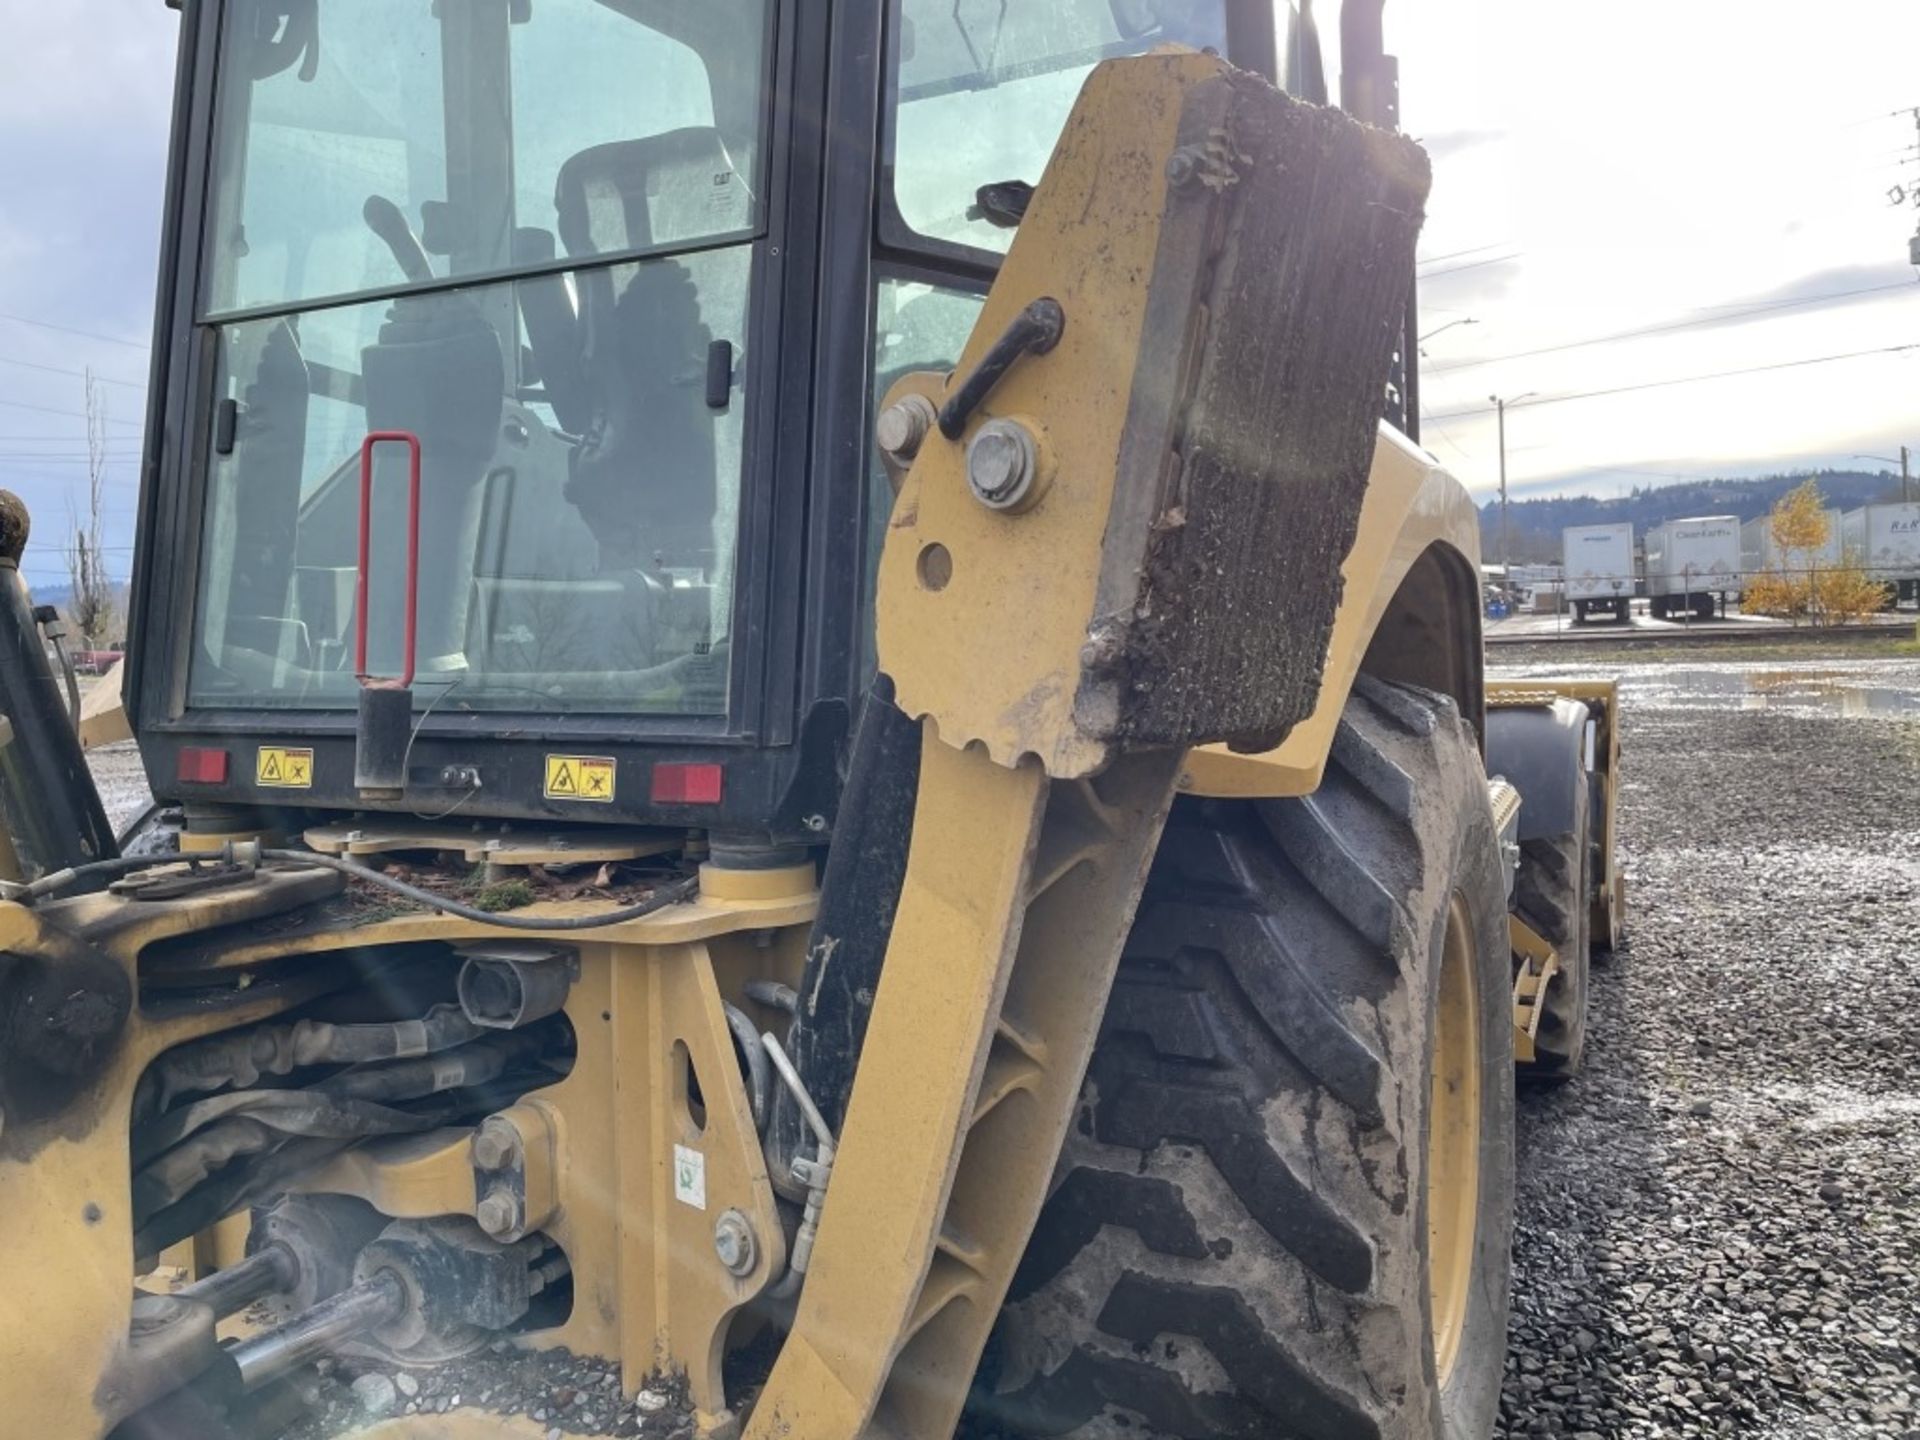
544 754 616 802
256 746 314 788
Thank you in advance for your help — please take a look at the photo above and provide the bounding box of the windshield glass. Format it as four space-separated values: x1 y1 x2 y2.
888 0 1227 254
188 0 769 715
205 0 768 318
190 251 749 715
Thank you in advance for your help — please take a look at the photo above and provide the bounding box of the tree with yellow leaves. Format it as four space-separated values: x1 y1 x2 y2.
1770 478 1830 568
1745 478 1886 624
1745 479 1831 625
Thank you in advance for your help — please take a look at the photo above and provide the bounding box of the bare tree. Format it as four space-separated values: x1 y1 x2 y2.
65 370 117 647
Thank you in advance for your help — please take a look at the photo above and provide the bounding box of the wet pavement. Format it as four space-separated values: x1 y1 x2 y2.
1496 654 1920 720
1486 608 1915 644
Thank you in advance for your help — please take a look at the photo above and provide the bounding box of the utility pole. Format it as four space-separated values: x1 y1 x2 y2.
1495 397 1508 588
1489 391 1537 588
1886 107 1920 265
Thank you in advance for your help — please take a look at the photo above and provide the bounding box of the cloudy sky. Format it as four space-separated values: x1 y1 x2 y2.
1392 0 1920 502
0 1 176 590
0 0 1916 590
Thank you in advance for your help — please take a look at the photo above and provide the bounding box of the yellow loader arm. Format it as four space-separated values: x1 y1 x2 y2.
751 51 1429 1438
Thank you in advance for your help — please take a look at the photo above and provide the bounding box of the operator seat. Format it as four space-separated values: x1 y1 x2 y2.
554 129 751 578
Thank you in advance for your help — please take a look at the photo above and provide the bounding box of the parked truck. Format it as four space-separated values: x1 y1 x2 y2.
1562 522 1634 624
1645 516 1741 619
1839 503 1920 606
1741 509 1843 579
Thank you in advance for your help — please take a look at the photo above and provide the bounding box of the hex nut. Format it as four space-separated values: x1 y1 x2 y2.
713 1209 758 1277
471 1117 518 1172
476 1187 522 1240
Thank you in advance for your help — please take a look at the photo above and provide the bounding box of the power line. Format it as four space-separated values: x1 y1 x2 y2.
0 353 146 390
0 397 144 427
1427 278 1920 375
0 434 144 443
0 310 149 351
0 454 143 463
1420 251 1523 280
1416 241 1511 269
1423 342 1920 421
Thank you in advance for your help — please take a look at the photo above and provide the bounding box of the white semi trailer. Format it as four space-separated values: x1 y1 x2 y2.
1644 516 1740 620
1562 522 1634 623
1741 509 1843 577
1839 503 1920 605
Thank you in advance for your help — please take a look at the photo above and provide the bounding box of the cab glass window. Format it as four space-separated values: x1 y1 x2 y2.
204 0 769 318
886 0 1227 255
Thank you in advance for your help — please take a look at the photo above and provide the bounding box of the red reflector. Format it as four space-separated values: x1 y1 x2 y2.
177 746 229 784
651 762 723 805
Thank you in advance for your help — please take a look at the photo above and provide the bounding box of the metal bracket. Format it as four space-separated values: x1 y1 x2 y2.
1510 914 1561 1066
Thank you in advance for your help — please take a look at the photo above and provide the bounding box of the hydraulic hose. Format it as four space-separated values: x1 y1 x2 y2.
9 848 700 933
148 1003 485 1114
7 852 197 900
257 851 700 930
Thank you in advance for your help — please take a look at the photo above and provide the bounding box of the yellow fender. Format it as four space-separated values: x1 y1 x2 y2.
1184 424 1485 798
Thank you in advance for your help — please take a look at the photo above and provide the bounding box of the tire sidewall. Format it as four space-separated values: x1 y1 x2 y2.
1422 780 1517 1440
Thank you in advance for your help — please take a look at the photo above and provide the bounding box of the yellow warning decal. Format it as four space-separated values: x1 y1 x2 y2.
544 754 616 803
256 746 314 789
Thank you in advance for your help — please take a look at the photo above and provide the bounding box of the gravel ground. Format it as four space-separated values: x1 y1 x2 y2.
1491 648 1920 1438
88 737 154 834
283 1349 692 1439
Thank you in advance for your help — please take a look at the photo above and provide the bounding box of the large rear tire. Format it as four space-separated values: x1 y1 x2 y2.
980 677 1515 1440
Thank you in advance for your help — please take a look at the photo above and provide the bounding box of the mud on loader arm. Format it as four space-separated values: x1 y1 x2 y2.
748 53 1429 1439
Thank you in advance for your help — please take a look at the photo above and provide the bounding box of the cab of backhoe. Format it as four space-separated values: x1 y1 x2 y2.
126 0 1361 841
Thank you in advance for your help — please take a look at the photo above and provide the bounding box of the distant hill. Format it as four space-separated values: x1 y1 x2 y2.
1481 469 1911 564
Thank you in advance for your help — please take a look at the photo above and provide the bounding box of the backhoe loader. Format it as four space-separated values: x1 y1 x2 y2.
0 2 1621 1437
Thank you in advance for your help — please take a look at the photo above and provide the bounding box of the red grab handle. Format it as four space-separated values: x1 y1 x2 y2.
354 430 423 688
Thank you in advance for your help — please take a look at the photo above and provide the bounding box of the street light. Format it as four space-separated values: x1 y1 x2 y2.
1418 316 1478 354
1489 391 1538 587
1852 449 1912 502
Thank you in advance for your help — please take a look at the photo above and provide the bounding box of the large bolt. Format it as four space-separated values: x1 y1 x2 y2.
965 418 1040 511
476 1187 522 1240
875 394 937 463
472 1116 518 1171
712 1209 758 1277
